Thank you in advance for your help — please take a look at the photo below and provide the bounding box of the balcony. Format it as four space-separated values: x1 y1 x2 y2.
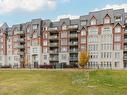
125 29 127 33
17 52 24 55
50 57 59 61
50 43 58 47
48 27 58 31
70 34 78 38
68 25 78 30
16 45 25 49
17 39 25 42
50 36 58 40
70 49 78 53
50 50 59 54
69 42 78 46
16 31 24 35
124 56 127 60
70 57 78 61
125 39 127 43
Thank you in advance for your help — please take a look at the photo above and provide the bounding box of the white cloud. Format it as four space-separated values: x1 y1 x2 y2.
94 4 127 12
0 0 70 14
54 14 79 21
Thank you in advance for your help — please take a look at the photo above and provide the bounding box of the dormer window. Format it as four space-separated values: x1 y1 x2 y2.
62 24 67 30
81 20 87 26
81 29 86 36
125 17 127 23
32 24 38 30
115 16 122 22
104 15 110 24
90 17 96 25
27 27 30 33
115 25 121 33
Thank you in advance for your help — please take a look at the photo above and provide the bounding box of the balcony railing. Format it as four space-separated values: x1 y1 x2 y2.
125 29 127 33
48 27 58 31
70 57 78 61
68 25 78 29
70 34 78 38
16 45 25 49
17 39 25 42
50 43 58 47
69 42 78 46
124 56 127 60
17 52 24 55
70 49 78 53
50 36 58 40
50 50 59 54
16 31 24 35
50 57 59 61
125 39 127 42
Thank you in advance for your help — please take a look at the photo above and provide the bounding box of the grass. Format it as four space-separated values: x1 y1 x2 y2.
0 69 127 95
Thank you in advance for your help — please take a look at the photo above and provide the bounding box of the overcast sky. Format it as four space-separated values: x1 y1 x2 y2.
0 0 127 26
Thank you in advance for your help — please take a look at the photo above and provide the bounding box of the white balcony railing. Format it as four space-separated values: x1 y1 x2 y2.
70 34 78 38
16 31 24 35
50 36 58 39
48 27 58 31
69 42 78 45
68 25 78 29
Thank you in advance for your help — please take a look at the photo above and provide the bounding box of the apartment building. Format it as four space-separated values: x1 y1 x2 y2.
1 8 127 69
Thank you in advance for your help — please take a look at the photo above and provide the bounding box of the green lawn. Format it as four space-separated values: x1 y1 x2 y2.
0 69 127 95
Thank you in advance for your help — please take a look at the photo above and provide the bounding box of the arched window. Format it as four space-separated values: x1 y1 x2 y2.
115 25 121 33
90 17 96 25
27 27 30 33
104 14 110 24
81 29 86 36
62 23 67 30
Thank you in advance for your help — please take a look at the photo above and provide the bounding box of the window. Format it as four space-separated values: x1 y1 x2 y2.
0 56 2 61
81 30 86 36
81 37 86 43
115 52 120 59
27 27 30 33
81 45 86 50
81 20 87 26
33 24 38 30
88 27 98 35
115 16 122 22
62 25 67 30
27 49 30 53
43 40 48 46
8 56 11 61
14 56 19 61
115 62 119 67
115 26 121 33
104 17 110 24
43 33 48 39
43 27 47 31
33 33 38 38
33 48 38 53
34 55 38 61
61 39 67 45
114 43 121 50
43 48 48 53
44 55 47 60
103 27 111 32
114 35 121 42
61 47 67 52
32 40 38 46
91 18 96 25
61 54 67 60
125 18 127 23
61 32 67 38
